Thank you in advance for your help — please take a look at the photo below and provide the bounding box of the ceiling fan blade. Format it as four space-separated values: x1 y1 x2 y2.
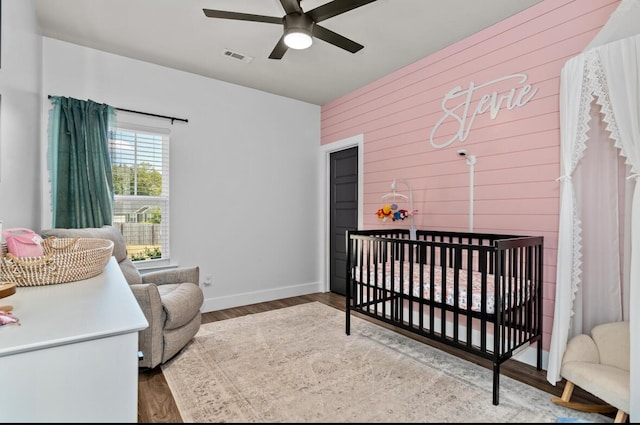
307 0 378 23
279 0 302 15
268 36 289 60
312 24 363 53
203 9 282 25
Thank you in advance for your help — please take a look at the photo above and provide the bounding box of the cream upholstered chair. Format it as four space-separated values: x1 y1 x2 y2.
39 225 204 369
551 321 629 423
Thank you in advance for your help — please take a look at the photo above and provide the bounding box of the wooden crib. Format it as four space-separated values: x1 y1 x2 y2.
345 229 544 405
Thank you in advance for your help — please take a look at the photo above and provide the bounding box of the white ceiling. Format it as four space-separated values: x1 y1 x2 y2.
33 0 543 106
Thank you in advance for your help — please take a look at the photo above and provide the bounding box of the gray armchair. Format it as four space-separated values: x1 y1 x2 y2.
39 225 204 369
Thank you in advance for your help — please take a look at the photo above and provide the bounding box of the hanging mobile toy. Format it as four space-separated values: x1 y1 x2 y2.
376 203 418 222
376 179 418 241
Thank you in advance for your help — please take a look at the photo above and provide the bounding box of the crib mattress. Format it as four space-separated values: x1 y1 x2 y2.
354 261 530 314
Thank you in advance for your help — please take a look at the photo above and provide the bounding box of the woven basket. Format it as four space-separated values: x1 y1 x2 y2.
0 237 114 287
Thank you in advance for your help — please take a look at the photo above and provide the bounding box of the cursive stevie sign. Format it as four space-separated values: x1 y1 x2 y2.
429 73 537 148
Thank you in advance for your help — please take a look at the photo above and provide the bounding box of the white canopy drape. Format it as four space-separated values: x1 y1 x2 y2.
547 32 639 421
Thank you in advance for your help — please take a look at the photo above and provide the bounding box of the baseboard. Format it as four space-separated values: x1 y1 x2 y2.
513 342 549 369
200 281 325 312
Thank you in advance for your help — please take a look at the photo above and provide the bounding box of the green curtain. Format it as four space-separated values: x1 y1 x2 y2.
48 96 116 228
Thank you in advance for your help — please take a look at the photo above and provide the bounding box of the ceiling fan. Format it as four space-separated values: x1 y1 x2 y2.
203 0 378 59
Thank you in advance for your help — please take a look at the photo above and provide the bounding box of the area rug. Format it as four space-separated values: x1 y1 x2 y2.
161 302 611 423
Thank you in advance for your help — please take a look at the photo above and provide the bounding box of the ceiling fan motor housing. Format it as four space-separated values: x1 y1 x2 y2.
284 13 315 49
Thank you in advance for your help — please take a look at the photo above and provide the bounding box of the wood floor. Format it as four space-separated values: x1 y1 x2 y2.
138 292 614 423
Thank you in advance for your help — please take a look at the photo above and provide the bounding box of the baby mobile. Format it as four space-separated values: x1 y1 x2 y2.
376 179 418 231
376 203 416 222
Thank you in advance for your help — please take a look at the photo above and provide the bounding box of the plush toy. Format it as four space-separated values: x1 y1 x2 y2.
393 209 408 221
376 204 393 221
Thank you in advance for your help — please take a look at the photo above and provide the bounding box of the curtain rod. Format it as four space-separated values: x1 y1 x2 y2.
47 95 189 124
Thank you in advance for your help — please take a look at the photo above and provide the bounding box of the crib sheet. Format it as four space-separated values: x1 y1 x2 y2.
355 261 530 314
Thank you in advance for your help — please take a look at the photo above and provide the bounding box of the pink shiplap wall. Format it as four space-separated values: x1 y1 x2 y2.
320 0 619 351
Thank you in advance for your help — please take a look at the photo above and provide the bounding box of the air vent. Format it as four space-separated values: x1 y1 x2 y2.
222 49 253 63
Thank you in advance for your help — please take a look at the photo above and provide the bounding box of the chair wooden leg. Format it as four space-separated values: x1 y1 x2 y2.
614 410 628 423
550 380 617 414
561 381 574 402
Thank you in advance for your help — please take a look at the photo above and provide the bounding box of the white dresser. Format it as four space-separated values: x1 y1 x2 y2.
0 257 149 422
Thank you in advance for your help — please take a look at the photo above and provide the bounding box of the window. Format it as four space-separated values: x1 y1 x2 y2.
108 124 170 264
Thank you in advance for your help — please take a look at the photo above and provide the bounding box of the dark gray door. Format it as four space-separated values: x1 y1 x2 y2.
329 146 358 295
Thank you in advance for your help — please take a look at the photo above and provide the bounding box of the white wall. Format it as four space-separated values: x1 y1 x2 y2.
40 38 323 311
0 0 42 231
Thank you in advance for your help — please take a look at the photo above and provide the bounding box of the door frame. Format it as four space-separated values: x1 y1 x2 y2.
320 134 364 293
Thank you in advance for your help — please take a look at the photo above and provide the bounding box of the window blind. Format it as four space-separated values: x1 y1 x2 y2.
108 124 170 262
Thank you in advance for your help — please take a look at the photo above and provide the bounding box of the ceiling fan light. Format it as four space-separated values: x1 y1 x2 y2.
284 29 313 50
